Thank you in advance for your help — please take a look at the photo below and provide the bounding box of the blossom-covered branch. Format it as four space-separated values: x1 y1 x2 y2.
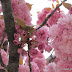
36 0 67 30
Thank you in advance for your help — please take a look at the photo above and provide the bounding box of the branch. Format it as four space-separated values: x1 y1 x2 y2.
28 51 32 72
36 0 67 30
27 38 32 72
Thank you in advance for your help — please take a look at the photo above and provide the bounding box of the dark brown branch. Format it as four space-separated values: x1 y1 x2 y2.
27 38 32 72
1 0 19 72
28 51 32 72
36 0 67 30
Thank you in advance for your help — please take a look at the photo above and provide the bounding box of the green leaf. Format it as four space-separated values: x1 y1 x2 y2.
62 2 71 10
15 18 26 28
15 18 34 34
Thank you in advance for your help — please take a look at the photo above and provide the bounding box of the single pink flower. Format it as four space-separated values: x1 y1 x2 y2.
36 26 49 42
31 62 40 72
43 62 56 72
29 49 38 58
14 33 20 40
33 58 46 71
38 42 46 52
45 45 52 52
19 64 30 72
13 39 20 45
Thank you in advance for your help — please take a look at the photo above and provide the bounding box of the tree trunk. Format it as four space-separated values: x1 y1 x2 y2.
1 0 19 72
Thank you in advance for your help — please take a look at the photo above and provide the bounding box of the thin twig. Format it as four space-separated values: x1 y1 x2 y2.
36 0 67 30
27 38 32 72
28 51 32 72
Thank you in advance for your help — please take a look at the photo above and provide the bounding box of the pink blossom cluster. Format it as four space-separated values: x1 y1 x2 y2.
0 0 32 26
25 48 46 70
37 7 65 27
43 62 56 72
36 26 49 42
48 7 72 72
0 0 72 72
11 0 52 71
11 0 32 25
19 62 40 72
19 6 72 72
47 9 65 26
19 56 46 72
57 60 72 72
49 14 72 59
13 25 28 60
13 33 20 45
13 27 27 47
34 26 53 53
18 48 46 72
69 6 72 14
37 8 49 25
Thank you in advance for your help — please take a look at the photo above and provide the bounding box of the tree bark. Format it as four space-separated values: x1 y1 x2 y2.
1 0 19 72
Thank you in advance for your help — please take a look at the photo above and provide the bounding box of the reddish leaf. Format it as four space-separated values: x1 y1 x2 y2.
26 3 32 10
46 8 51 12
56 0 59 4
56 4 59 7
37 11 40 14
52 4 55 9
